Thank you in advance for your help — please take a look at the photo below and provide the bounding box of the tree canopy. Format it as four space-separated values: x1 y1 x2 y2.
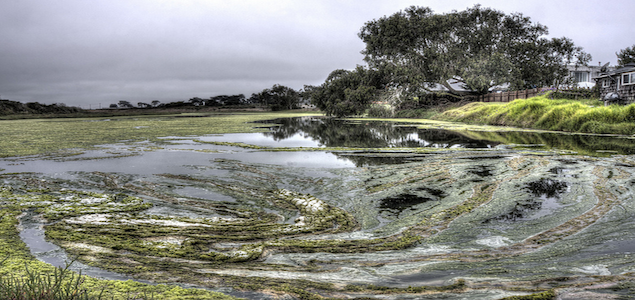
0 99 82 116
255 84 300 111
308 66 390 117
617 44 635 67
358 5 591 96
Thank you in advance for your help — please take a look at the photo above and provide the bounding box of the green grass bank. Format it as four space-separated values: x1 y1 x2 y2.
433 95 635 135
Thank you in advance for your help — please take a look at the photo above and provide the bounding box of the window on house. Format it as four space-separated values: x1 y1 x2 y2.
602 78 611 88
623 72 635 85
573 71 588 83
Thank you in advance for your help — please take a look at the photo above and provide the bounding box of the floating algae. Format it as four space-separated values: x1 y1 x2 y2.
2 117 635 299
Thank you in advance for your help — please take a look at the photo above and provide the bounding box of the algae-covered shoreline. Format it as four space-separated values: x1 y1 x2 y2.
2 111 635 299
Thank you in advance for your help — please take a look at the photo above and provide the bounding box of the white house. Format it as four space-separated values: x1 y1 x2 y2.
567 64 614 88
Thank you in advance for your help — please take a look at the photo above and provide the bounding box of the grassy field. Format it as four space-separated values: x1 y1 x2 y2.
0 111 322 158
434 95 635 134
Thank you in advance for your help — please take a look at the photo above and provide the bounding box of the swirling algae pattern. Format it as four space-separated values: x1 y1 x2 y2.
2 145 635 299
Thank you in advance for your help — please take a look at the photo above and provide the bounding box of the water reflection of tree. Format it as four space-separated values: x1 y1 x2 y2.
257 117 505 167
256 117 635 167
460 131 635 156
262 117 418 148
260 117 497 149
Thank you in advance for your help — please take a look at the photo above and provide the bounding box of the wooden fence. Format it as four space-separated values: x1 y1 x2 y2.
470 88 541 103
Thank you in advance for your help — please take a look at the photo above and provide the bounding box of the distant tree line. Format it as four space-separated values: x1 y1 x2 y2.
0 99 82 116
108 84 313 111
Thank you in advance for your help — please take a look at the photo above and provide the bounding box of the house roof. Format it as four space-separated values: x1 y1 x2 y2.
596 62 635 79
427 80 511 94
427 79 473 94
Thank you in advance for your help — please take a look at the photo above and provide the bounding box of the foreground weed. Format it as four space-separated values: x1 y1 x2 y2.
0 257 105 300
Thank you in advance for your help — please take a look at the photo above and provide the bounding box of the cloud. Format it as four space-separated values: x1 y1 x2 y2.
1 0 633 106
0 0 371 105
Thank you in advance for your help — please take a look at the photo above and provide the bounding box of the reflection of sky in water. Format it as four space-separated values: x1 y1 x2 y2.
223 151 354 168
0 139 355 175
202 129 499 149
0 150 210 175
173 186 237 202
200 133 323 148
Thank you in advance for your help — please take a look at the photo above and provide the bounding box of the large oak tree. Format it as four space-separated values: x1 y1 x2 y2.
358 5 591 96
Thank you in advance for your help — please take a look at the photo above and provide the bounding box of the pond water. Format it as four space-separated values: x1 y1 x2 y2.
3 116 635 299
252 117 635 155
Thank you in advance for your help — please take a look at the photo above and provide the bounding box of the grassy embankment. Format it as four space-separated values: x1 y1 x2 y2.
434 95 635 135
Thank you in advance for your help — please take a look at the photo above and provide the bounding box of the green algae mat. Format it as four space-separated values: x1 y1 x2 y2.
1 112 635 299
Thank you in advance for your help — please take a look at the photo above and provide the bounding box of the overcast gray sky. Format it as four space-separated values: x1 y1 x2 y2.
1 0 633 107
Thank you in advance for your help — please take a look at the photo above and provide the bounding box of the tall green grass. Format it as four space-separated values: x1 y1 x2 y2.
0 258 103 300
437 95 635 134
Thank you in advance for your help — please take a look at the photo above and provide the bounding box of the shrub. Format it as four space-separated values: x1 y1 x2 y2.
0 259 103 300
366 104 394 118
